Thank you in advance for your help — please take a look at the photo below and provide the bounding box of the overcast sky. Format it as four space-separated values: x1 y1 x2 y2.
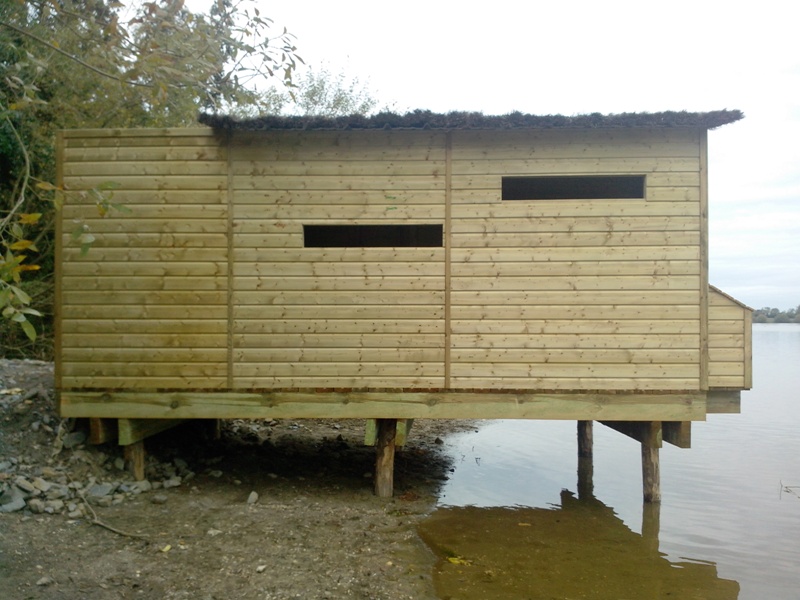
257 0 799 310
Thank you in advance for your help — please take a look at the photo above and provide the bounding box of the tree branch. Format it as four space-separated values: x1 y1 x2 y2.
0 19 150 88
0 115 31 233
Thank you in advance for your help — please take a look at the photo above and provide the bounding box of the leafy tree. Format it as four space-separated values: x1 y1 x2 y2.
0 0 301 353
232 66 388 118
753 305 800 324
286 66 385 117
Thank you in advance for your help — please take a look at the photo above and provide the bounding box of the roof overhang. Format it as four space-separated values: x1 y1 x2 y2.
199 109 744 132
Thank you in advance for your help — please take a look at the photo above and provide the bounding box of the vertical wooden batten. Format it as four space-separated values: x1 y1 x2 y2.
54 130 65 407
743 309 753 389
444 132 453 389
699 129 710 390
225 131 234 389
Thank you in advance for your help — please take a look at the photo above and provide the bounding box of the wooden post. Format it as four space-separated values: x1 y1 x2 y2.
374 418 397 498
205 419 222 441
88 418 117 445
577 420 594 499
642 445 661 502
577 420 593 458
124 441 146 481
641 421 661 503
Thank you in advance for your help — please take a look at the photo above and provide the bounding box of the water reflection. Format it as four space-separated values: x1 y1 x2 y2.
421 325 800 598
420 489 739 600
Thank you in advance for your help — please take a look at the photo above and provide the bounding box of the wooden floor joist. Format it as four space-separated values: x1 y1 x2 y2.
707 390 741 414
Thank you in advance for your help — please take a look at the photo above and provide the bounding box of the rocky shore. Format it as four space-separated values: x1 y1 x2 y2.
0 359 469 599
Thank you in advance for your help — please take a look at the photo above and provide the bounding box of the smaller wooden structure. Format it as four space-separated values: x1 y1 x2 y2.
54 110 752 498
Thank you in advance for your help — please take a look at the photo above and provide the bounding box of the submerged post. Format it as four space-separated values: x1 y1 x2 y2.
642 445 661 502
374 419 397 497
641 500 661 553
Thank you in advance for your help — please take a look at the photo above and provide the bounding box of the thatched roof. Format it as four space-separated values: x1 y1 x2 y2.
199 109 743 132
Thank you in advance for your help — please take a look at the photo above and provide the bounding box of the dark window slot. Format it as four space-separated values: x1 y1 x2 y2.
502 175 645 200
303 224 443 248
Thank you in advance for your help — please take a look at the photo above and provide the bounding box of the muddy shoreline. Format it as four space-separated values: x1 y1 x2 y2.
0 359 475 599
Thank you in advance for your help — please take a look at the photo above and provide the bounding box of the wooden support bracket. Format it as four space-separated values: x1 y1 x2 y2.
364 419 413 447
600 421 662 448
118 418 187 446
662 421 691 448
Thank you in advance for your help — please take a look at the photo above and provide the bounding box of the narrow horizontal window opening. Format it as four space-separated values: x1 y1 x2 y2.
502 175 646 200
304 224 443 248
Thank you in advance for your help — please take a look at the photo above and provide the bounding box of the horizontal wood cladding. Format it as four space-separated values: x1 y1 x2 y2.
59 129 228 390
55 126 740 401
63 161 228 177
708 288 753 389
448 128 702 391
229 130 446 389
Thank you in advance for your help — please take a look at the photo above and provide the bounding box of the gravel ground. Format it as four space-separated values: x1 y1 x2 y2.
0 359 473 599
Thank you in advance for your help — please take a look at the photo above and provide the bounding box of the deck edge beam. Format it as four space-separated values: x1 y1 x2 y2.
59 390 708 421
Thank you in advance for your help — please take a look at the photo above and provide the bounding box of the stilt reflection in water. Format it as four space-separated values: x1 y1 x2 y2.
420 429 739 600
419 487 739 600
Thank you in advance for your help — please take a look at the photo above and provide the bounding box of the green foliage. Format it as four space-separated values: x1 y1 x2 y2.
0 2 385 356
0 0 301 352
234 66 388 119
753 305 800 324
286 66 385 117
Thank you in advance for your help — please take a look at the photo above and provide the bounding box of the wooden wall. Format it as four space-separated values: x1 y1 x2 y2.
448 129 704 391
708 287 752 389
58 129 230 389
57 126 750 398
229 131 447 389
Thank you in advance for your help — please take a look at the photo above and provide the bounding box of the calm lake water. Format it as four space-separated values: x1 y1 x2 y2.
422 324 800 599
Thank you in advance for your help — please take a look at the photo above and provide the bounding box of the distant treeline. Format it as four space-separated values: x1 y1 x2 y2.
753 305 800 323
